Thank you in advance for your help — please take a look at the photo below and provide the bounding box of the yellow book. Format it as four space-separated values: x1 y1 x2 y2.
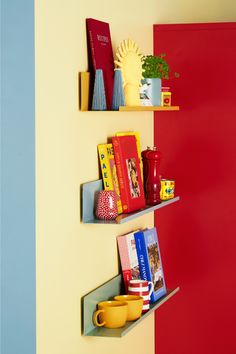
98 143 123 214
115 131 143 181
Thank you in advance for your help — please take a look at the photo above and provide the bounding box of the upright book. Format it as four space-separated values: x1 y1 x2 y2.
115 131 143 181
86 18 114 110
117 231 141 292
112 135 145 213
134 227 166 303
98 143 122 214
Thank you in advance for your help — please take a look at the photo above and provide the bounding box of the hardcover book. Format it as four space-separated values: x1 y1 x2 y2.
115 131 143 181
134 227 167 303
98 143 122 214
117 231 141 292
112 135 145 213
86 18 114 110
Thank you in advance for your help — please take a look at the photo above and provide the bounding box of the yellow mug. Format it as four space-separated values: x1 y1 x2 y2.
114 295 143 321
93 300 128 328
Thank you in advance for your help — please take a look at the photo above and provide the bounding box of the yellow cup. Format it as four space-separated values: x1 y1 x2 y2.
93 301 128 328
114 295 143 321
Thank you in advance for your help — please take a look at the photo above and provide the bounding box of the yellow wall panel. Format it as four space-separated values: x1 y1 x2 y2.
35 1 156 353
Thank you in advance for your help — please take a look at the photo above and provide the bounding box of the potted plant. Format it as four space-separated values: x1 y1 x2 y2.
142 54 170 79
141 54 172 106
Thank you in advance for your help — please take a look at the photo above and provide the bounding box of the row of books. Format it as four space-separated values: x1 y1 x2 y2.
98 132 145 214
117 227 167 303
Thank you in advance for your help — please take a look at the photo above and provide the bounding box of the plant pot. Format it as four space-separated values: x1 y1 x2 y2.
141 78 162 106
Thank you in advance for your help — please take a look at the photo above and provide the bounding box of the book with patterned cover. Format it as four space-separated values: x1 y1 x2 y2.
98 143 122 214
86 18 114 110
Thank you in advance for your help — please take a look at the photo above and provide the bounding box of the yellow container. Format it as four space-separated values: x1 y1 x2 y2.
160 179 175 200
161 91 171 106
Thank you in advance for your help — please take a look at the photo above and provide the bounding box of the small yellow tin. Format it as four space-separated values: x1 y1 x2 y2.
160 179 175 200
161 87 172 106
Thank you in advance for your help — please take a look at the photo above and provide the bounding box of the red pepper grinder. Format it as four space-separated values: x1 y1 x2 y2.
141 146 151 194
142 146 162 205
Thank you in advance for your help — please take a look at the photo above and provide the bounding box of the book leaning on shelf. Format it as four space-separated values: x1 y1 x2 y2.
134 227 167 303
117 230 141 292
86 18 114 110
112 135 145 213
98 143 123 214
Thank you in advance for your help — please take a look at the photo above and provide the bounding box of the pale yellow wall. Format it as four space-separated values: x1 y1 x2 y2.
35 0 236 353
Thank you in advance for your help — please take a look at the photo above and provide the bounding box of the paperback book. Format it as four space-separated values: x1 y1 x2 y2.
117 231 141 292
98 143 123 214
134 227 166 303
112 135 145 213
86 18 114 110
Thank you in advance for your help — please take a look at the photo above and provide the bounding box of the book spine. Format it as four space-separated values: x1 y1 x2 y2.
107 145 123 214
98 145 114 190
134 231 155 303
112 137 129 212
88 30 96 70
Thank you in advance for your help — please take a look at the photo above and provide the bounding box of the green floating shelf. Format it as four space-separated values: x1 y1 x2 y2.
82 274 180 338
82 179 180 224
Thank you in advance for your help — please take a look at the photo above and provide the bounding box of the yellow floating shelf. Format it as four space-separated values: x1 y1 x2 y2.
119 105 180 111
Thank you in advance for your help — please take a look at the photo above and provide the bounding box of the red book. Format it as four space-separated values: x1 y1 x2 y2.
112 135 146 213
86 18 114 110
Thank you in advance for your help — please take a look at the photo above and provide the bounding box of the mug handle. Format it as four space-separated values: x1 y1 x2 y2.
93 309 105 327
148 281 154 296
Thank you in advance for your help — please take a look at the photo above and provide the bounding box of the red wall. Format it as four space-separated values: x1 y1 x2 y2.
154 23 236 354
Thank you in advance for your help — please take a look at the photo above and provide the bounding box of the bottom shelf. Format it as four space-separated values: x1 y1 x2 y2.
83 274 180 337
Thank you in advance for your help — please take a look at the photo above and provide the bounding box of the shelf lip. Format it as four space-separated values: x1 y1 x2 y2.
119 105 180 112
83 282 180 337
80 106 180 112
115 197 180 224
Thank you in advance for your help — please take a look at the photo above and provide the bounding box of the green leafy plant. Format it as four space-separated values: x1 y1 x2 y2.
142 54 179 79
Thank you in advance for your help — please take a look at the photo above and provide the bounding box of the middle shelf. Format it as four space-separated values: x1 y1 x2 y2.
82 179 180 224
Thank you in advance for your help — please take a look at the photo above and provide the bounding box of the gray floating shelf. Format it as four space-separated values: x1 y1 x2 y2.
82 179 180 224
83 274 180 337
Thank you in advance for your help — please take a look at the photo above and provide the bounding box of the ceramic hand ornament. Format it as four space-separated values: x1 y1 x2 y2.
114 39 143 106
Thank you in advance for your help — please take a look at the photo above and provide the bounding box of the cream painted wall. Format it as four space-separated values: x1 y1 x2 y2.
35 0 236 353
35 1 158 354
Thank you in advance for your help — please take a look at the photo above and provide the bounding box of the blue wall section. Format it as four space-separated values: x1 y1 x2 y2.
1 1 36 354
